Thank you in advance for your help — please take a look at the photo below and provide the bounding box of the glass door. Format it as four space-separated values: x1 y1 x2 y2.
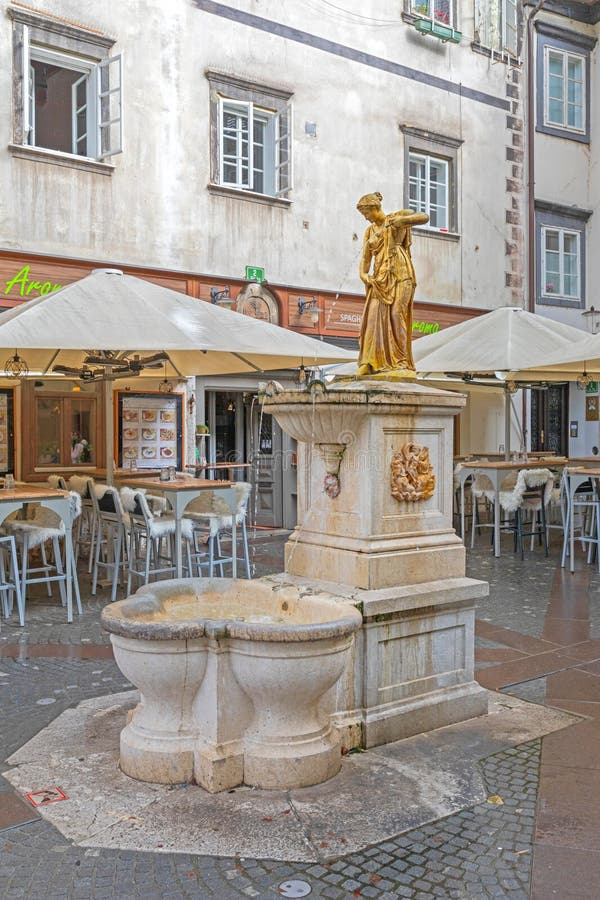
35 394 96 467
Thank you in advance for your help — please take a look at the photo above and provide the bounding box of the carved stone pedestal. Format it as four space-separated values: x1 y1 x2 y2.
265 379 489 748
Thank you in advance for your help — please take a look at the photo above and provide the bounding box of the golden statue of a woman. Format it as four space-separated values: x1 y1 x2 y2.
356 192 429 379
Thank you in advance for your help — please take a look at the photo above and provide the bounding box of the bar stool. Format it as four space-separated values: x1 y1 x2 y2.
185 482 252 579
47 475 68 491
91 485 130 603
561 469 600 572
0 534 24 626
122 489 194 592
69 475 96 569
6 492 82 616
499 468 554 560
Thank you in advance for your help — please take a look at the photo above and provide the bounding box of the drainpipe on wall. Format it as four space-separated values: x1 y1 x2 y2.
527 0 546 313
524 0 546 452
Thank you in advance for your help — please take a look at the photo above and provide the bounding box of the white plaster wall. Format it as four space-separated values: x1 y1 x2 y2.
0 0 512 310
568 385 600 457
458 387 522 454
533 11 598 332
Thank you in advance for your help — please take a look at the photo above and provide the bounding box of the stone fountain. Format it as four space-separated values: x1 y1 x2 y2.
102 192 488 792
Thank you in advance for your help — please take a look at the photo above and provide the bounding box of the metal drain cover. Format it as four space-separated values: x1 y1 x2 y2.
278 879 312 897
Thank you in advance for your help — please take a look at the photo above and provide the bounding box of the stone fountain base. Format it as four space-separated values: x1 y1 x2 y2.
262 573 489 750
265 378 490 747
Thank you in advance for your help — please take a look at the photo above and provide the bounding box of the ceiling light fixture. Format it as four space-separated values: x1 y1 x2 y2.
4 350 29 378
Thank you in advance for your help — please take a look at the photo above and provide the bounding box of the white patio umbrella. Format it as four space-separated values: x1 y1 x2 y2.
0 268 356 481
519 331 600 381
329 307 587 457
413 307 588 458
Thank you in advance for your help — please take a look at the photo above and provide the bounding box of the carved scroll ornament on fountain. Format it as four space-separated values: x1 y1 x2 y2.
261 382 367 500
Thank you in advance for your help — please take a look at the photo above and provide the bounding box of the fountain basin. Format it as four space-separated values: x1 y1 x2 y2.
101 578 361 791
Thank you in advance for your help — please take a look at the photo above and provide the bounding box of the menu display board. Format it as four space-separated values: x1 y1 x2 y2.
117 392 183 470
0 389 15 474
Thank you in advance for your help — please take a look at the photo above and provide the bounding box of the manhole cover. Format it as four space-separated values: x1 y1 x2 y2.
278 879 312 897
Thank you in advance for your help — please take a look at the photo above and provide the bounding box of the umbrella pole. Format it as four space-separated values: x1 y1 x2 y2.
105 372 114 485
504 389 511 461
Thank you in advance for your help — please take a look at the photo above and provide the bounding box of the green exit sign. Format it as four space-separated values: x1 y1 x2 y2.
245 266 265 283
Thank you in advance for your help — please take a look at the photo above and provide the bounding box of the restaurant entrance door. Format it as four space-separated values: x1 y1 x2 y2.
530 385 568 455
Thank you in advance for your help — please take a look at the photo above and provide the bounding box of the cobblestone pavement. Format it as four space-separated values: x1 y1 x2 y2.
0 531 591 898
1 730 540 899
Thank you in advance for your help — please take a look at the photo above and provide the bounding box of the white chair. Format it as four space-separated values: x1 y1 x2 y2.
122 488 194 592
47 475 68 491
6 492 82 616
91 485 130 603
498 468 554 560
185 482 252 579
561 469 600 572
69 475 96 569
470 470 518 549
0 534 24 626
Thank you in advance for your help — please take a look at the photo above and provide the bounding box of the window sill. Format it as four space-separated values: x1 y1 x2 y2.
413 228 460 242
535 124 589 145
471 42 521 66
8 144 115 175
207 183 292 207
403 13 461 44
538 295 584 309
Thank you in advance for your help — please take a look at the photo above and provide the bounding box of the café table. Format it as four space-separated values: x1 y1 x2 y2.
565 458 600 468
193 461 253 480
458 457 568 557
0 483 75 622
118 476 237 578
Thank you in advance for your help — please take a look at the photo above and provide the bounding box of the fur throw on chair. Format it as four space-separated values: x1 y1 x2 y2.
186 482 251 537
499 468 555 514
47 475 68 490
69 474 94 498
8 491 82 547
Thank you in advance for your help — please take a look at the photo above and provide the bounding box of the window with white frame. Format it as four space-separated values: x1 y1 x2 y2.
542 226 580 300
217 96 291 197
474 0 518 57
9 7 123 165
536 203 588 309
410 0 456 29
544 47 585 133
408 152 449 230
536 25 592 144
23 34 122 159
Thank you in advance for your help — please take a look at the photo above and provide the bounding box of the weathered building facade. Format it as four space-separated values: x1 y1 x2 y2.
1 0 599 515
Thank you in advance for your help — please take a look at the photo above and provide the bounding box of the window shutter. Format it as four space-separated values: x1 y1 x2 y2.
22 25 34 145
502 0 518 55
71 73 88 156
219 98 253 189
274 101 293 197
475 0 500 49
97 54 123 159
27 63 35 146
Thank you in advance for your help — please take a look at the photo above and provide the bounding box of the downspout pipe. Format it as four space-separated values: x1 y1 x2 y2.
527 0 546 314
525 1 546 454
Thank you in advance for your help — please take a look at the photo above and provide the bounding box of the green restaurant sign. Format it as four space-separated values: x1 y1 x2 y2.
3 266 64 299
412 320 440 334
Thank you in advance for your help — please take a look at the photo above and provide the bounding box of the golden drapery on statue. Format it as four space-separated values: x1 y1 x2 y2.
356 192 429 379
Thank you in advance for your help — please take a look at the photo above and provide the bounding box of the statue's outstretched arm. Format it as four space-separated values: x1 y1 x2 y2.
386 210 429 228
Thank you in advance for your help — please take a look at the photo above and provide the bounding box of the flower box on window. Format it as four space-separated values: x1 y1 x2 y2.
414 18 461 44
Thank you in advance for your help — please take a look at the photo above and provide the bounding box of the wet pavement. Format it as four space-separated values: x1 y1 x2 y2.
1 527 599 898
